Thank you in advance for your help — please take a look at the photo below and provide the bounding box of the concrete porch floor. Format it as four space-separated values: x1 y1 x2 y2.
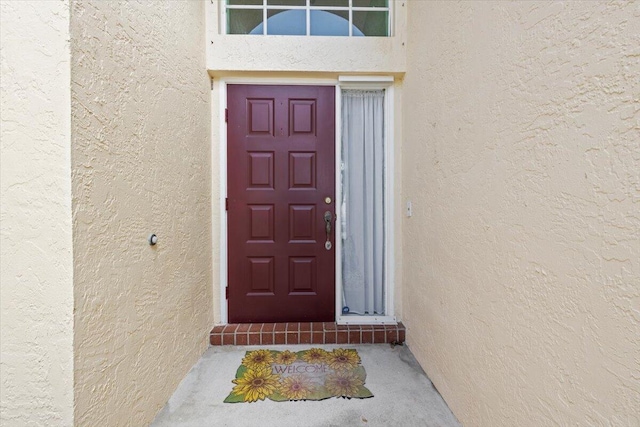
151 344 461 427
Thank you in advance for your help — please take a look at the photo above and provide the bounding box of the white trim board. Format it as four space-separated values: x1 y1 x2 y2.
217 80 228 325
338 75 394 83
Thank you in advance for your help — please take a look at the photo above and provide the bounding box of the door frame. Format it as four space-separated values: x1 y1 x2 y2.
216 75 396 325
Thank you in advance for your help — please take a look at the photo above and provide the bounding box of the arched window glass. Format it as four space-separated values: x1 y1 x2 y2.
249 9 365 36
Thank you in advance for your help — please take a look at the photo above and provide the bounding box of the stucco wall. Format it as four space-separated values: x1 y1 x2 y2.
402 1 639 426
70 1 212 425
206 0 407 74
0 1 74 425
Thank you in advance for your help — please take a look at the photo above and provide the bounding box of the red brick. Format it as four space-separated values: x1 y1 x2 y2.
299 322 311 331
249 324 263 333
261 332 274 345
286 332 299 344
210 333 222 346
223 333 235 345
323 322 337 331
324 331 336 344
262 323 275 333
212 322 404 346
236 324 251 333
385 328 398 343
248 333 261 345
235 333 248 346
274 332 286 345
223 324 238 334
312 332 324 344
299 332 312 344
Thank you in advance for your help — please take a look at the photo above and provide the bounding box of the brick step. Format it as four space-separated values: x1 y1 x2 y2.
210 322 405 346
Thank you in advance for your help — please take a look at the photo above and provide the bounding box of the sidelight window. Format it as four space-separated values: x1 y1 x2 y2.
340 88 389 318
225 0 390 36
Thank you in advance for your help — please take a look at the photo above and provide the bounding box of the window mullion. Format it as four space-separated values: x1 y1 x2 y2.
263 0 267 35
306 0 310 36
388 0 392 36
348 0 353 37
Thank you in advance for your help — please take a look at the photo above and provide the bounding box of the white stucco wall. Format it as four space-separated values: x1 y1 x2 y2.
207 0 407 74
70 1 212 425
0 1 74 425
402 1 640 426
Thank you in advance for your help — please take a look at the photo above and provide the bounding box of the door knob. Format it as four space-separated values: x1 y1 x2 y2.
324 211 332 235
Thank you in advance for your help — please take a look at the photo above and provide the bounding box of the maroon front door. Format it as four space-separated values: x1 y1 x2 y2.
227 85 335 323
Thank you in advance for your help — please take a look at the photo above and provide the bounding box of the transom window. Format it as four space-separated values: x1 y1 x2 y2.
225 0 390 36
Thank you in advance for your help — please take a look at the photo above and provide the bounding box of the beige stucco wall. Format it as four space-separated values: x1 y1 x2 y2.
70 1 212 425
207 0 407 74
0 1 75 425
402 1 640 426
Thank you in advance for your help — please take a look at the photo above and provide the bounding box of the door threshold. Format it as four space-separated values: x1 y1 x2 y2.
210 322 405 346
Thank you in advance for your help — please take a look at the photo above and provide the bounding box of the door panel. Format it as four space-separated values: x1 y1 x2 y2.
228 85 335 323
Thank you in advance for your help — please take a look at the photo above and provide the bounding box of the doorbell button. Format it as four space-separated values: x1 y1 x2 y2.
148 233 158 245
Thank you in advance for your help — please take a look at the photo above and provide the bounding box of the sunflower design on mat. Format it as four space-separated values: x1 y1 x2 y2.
326 348 361 371
225 348 373 403
274 350 297 365
325 370 364 398
301 347 329 364
279 374 316 400
241 349 274 370
231 366 280 402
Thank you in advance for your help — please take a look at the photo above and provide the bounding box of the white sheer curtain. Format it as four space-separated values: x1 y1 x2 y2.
341 89 385 315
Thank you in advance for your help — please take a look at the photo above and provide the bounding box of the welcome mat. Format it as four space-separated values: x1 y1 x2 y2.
224 348 374 403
